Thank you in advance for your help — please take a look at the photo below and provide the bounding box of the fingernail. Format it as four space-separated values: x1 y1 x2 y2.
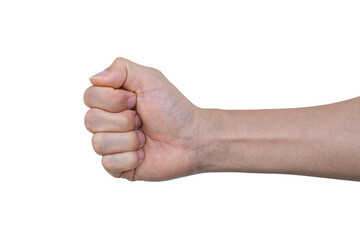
135 114 142 128
137 149 144 161
112 172 122 178
128 96 137 109
137 131 145 146
90 69 108 79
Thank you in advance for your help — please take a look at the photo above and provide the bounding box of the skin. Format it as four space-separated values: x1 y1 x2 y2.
84 57 360 181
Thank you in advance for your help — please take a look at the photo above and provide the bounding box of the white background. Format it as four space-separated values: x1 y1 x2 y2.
0 0 359 239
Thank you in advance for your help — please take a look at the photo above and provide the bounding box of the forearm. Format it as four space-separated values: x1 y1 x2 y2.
198 97 360 181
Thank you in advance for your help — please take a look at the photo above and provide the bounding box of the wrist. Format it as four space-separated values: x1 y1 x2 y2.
196 108 238 173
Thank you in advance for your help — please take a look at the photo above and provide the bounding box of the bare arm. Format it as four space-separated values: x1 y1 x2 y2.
84 58 360 181
197 97 360 181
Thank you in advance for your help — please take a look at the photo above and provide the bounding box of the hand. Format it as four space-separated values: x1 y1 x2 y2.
84 57 204 181
84 58 360 182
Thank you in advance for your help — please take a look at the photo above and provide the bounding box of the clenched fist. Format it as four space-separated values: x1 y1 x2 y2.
84 58 204 181
84 58 360 182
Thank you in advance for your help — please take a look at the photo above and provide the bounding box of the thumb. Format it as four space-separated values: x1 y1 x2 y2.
89 57 144 92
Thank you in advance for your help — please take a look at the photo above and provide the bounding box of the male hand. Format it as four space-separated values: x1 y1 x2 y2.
84 58 204 181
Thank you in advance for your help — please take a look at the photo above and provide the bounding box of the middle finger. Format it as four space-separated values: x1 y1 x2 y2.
84 86 137 112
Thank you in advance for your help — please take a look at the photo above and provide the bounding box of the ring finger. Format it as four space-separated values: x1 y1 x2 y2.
85 108 142 133
92 131 146 155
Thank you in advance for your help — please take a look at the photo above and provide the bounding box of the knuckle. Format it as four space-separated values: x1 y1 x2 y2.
142 67 164 83
148 67 163 77
102 155 114 172
147 66 161 74
115 57 125 63
83 86 93 105
92 133 105 155
84 109 97 132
